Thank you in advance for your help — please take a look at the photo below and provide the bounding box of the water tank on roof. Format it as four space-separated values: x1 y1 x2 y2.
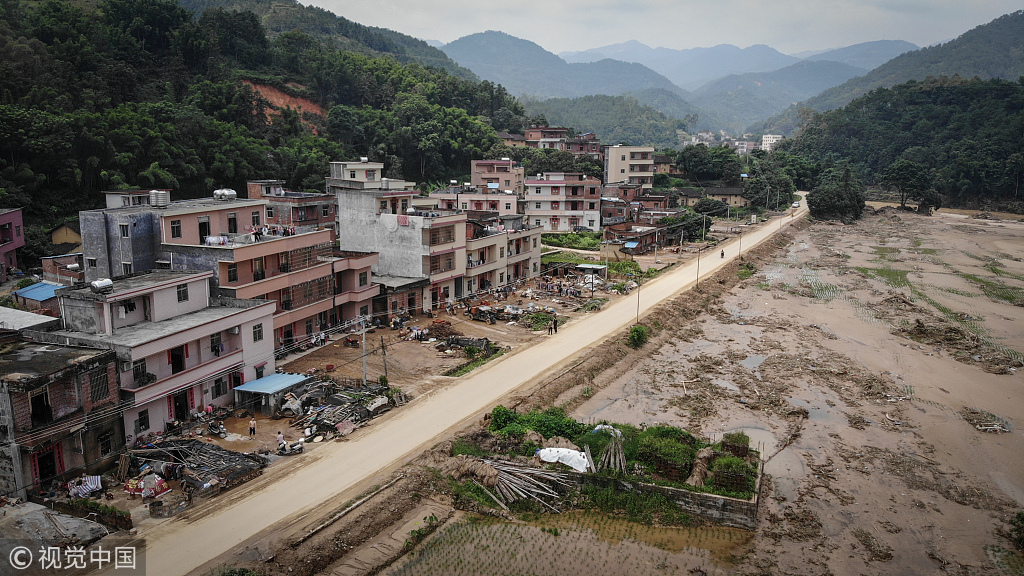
90 278 114 294
359 157 368 163
149 190 170 208
66 263 80 271
213 188 237 201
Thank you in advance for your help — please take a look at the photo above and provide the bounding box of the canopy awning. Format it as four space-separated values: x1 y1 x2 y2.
233 373 312 395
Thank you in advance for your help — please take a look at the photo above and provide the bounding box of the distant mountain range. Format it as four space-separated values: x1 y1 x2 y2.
755 10 1024 134
560 41 800 90
440 32 688 99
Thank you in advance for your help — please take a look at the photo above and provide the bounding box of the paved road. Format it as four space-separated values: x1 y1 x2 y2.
138 205 807 576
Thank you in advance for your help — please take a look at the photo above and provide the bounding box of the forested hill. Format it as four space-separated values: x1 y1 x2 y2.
521 95 689 148
755 10 1024 134
783 76 1024 208
177 0 477 79
0 0 528 263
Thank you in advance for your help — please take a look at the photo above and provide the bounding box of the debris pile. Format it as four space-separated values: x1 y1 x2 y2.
130 439 266 492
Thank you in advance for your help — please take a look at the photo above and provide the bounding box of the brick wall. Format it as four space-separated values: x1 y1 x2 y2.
82 362 118 413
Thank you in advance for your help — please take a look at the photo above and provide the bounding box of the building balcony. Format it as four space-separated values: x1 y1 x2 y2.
129 350 243 404
231 261 334 300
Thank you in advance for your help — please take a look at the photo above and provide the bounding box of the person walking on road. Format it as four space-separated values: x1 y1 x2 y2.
547 320 553 335
249 417 256 438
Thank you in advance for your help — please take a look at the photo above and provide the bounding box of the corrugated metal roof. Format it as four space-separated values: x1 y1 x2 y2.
624 242 639 249
14 281 62 302
233 373 311 395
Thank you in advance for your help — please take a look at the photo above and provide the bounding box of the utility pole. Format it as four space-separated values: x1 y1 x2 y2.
361 316 367 386
380 334 388 381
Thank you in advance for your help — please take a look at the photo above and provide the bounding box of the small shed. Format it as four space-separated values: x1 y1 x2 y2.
575 264 608 279
233 373 316 416
13 281 61 312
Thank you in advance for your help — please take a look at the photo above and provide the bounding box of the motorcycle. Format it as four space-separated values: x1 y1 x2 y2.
208 421 227 438
278 438 304 455
343 337 360 348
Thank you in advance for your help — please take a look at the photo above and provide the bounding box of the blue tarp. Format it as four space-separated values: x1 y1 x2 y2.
233 373 310 395
623 242 639 249
14 281 61 302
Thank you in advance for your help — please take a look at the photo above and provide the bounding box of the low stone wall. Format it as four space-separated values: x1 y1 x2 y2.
572 469 760 531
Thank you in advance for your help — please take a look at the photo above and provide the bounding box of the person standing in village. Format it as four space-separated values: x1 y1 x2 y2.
547 320 553 335
552 314 558 333
249 417 256 438
276 431 284 447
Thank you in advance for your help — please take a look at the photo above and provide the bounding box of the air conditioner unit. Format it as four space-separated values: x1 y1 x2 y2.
228 326 240 335
120 361 131 372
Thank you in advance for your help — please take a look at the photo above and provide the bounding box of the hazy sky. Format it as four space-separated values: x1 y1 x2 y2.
307 0 1019 55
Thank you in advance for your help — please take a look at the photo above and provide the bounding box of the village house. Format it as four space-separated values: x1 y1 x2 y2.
41 253 85 285
33 270 277 441
523 172 602 232
603 145 655 195
469 158 526 196
246 180 338 234
431 182 521 217
79 190 376 350
0 331 126 500
330 159 543 315
0 208 25 282
49 220 82 255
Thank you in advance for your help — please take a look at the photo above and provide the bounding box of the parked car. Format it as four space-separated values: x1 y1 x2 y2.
791 202 800 208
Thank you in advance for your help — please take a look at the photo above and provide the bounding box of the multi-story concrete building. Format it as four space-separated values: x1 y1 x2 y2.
246 180 337 234
329 160 466 312
431 183 520 217
80 190 376 350
0 332 126 499
565 132 603 162
464 215 542 293
0 208 25 283
331 160 543 314
469 159 525 196
41 270 277 438
41 253 84 286
524 126 569 150
603 145 655 195
760 134 784 152
523 173 602 232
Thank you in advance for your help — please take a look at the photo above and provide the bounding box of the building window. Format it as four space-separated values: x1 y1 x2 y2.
499 272 505 283
349 171 356 179
461 202 467 209
505 203 511 210
533 262 538 273
171 220 181 238
252 211 261 226
499 247 504 258
89 370 109 403
137 409 150 432
15 225 21 237
253 323 264 342
210 332 222 357
534 219 541 226
322 205 330 217
99 432 113 456
535 202 541 209
589 220 595 227
87 258 97 268
252 257 265 281
360 305 369 317
305 319 314 334
504 180 510 187
429 226 455 245
132 359 147 383
255 365 265 379
121 262 133 275
212 378 227 399
589 202 596 209
227 263 237 282
176 283 189 302
266 206 274 218
533 238 538 248
358 271 368 286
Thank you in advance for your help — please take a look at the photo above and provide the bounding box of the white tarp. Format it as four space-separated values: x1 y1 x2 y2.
592 424 622 438
536 448 589 472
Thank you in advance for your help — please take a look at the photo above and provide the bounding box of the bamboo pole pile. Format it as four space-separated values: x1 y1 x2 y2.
597 437 626 473
483 460 573 512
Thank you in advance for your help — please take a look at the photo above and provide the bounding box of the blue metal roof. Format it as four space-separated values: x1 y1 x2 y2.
623 242 639 249
14 282 62 302
233 373 311 395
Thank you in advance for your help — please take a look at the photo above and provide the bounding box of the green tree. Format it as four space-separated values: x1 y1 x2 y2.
807 164 866 223
692 198 729 216
880 158 933 209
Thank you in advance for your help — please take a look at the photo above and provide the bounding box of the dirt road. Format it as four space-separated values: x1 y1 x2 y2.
133 206 808 576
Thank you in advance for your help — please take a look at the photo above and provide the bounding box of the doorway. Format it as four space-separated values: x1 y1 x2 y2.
173 390 189 421
170 345 185 374
283 327 293 346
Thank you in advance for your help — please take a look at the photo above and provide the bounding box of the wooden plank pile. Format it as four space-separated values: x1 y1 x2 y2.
596 437 626 473
484 460 573 512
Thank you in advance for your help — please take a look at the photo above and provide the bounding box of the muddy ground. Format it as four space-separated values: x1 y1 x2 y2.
223 208 1024 576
